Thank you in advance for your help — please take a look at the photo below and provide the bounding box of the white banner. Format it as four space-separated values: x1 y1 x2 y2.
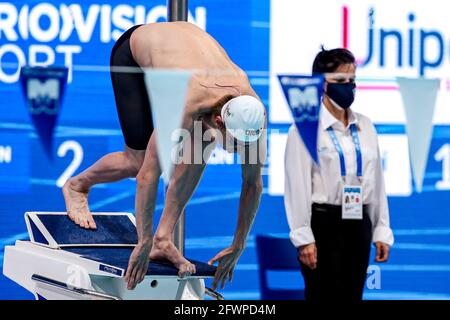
398 77 440 193
144 69 191 185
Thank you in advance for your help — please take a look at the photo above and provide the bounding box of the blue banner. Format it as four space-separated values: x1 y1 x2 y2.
20 66 68 159
278 75 324 163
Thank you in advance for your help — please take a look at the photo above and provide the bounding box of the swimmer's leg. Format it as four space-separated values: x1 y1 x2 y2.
150 238 196 278
150 164 209 277
63 145 145 229
150 135 215 277
150 167 198 278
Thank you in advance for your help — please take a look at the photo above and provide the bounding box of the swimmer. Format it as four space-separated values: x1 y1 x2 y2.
63 22 266 290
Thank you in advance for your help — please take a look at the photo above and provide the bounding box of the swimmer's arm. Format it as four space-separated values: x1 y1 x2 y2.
155 162 206 239
157 126 217 239
232 162 264 250
180 108 215 134
232 135 267 249
180 103 206 133
180 112 195 132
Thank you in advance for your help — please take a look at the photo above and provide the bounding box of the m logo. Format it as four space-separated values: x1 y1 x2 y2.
278 74 324 163
0 145 12 164
27 79 60 115
288 86 320 122
20 66 68 159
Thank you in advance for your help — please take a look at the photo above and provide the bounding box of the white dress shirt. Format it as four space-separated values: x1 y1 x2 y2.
284 104 394 248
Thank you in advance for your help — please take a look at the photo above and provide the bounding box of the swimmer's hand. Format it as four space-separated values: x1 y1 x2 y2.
208 246 243 290
125 242 151 290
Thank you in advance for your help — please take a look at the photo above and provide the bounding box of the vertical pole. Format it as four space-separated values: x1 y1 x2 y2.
167 0 188 255
167 0 188 22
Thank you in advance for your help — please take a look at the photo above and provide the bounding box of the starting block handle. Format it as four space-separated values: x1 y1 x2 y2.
32 274 121 300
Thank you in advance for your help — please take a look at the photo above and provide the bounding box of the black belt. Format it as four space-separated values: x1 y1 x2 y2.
312 203 369 215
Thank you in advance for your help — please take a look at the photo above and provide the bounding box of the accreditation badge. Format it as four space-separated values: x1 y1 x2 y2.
342 185 363 220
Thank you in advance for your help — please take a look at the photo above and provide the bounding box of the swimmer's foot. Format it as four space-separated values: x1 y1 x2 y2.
150 238 196 278
62 179 96 229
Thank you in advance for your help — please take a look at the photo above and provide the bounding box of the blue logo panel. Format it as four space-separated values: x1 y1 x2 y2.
99 264 123 277
278 75 324 163
20 66 68 159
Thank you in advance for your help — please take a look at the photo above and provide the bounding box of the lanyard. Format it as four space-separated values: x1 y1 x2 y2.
327 123 362 178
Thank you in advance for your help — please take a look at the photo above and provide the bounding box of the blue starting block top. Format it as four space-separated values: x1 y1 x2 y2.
65 247 216 277
26 212 137 246
30 213 138 246
24 212 216 277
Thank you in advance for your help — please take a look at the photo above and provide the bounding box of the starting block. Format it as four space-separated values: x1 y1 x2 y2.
2 212 223 300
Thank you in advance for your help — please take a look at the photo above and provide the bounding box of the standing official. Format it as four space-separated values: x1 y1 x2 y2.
284 48 394 301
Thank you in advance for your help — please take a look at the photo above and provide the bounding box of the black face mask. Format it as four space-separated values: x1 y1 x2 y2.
326 82 356 109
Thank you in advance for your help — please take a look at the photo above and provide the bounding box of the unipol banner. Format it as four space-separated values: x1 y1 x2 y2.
397 77 440 193
144 69 192 185
20 66 68 159
278 75 324 163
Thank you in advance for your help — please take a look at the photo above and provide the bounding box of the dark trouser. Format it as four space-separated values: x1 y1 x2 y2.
300 203 372 301
110 24 153 151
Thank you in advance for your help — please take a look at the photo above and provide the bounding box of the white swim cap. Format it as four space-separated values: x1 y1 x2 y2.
220 95 265 143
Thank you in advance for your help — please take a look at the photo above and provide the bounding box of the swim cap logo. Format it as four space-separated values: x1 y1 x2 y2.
20 66 68 159
245 129 260 136
225 105 232 117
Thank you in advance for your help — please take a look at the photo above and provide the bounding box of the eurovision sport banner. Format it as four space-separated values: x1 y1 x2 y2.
278 75 324 163
20 66 68 159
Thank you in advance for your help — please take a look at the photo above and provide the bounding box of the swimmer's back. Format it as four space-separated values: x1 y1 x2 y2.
130 22 236 72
